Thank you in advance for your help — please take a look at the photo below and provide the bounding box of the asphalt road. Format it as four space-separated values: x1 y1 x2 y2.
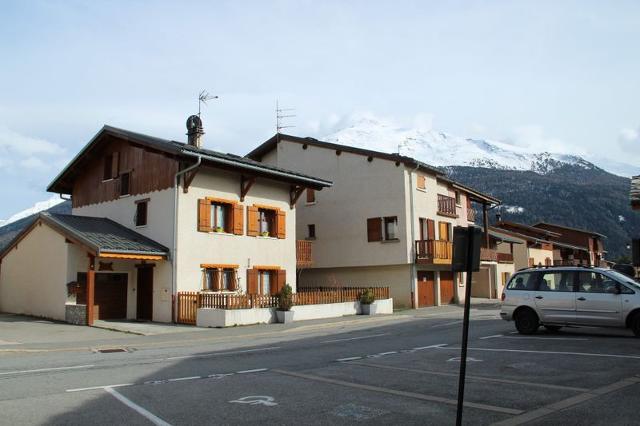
2 306 640 425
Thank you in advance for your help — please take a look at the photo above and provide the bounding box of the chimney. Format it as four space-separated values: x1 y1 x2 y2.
495 211 502 223
186 115 204 149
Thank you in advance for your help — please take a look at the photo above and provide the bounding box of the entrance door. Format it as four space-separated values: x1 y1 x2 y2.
439 271 455 304
136 267 153 321
417 271 435 307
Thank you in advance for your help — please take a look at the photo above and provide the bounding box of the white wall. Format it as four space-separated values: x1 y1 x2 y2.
0 222 68 320
176 167 297 294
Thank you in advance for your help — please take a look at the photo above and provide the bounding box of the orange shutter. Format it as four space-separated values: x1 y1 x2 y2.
228 269 238 291
233 204 244 235
247 206 259 236
111 152 119 179
198 199 211 232
211 269 221 291
276 210 286 239
274 269 286 295
417 174 425 189
427 219 435 240
367 218 382 242
247 268 258 294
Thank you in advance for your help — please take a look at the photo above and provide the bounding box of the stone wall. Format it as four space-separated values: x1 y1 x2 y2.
65 304 87 325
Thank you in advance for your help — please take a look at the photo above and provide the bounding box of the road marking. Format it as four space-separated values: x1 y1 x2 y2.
167 376 201 382
412 344 449 350
492 376 640 426
348 361 590 392
431 320 463 328
339 344 448 360
67 383 134 392
0 364 95 376
501 336 589 341
447 356 483 362
337 356 363 362
479 334 503 340
105 386 173 426
437 346 640 360
164 346 280 360
272 369 522 415
237 368 269 374
367 351 398 358
0 340 21 345
321 333 388 343
229 395 278 406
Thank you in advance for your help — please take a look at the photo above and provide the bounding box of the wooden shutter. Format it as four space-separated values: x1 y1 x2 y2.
439 222 450 241
426 219 435 240
211 269 221 291
247 206 259 236
198 199 211 232
529 257 534 267
306 189 316 203
274 269 286 295
111 152 119 179
232 204 244 235
228 269 238 291
276 209 286 239
367 217 382 242
247 268 258 294
417 174 426 189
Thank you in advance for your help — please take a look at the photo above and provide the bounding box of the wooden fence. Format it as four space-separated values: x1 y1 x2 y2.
176 286 390 324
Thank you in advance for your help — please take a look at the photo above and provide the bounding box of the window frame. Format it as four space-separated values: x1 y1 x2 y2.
258 208 277 237
203 266 238 292
135 199 148 227
258 269 273 295
383 216 399 241
119 172 131 197
211 201 232 233
307 224 316 240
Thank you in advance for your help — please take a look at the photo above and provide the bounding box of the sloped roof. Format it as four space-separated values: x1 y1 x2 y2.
0 213 169 260
48 126 332 194
533 222 606 239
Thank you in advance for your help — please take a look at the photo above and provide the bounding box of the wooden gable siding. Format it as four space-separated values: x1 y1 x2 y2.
72 136 178 208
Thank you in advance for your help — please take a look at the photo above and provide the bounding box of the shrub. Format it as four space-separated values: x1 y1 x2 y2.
360 288 375 305
277 284 294 311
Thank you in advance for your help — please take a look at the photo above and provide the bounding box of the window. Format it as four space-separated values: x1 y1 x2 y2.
135 200 148 227
384 216 398 240
259 270 272 295
211 202 231 232
455 191 461 205
438 222 451 241
204 267 237 291
306 189 316 203
507 272 538 291
120 172 131 196
307 224 316 239
577 272 620 294
258 208 276 237
538 271 575 292
104 155 113 180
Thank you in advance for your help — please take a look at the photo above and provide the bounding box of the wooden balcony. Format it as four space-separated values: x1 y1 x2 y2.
480 247 498 262
415 239 453 264
496 252 514 263
296 240 313 268
437 194 458 218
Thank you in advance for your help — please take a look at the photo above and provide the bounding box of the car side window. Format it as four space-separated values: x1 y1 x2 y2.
578 272 618 294
538 271 575 292
507 272 538 291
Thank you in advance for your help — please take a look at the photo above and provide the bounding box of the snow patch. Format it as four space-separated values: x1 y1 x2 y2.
503 205 525 214
0 196 65 228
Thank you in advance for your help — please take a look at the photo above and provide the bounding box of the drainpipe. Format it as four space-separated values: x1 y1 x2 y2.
172 156 202 322
408 164 420 309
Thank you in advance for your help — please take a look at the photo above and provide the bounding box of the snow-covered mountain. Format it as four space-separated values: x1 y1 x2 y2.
321 117 638 177
0 196 66 228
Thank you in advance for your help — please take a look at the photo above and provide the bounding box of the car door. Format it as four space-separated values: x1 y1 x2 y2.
533 270 576 324
574 271 623 326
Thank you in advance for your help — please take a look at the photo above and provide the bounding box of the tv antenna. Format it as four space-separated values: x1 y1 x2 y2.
276 100 296 133
198 90 219 117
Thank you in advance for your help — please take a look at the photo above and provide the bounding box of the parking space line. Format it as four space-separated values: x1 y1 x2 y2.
321 333 388 344
0 364 95 376
336 356 363 362
272 369 523 415
105 386 173 426
431 320 463 328
164 346 280 361
67 383 134 392
167 376 201 382
492 377 640 425
347 361 589 392
237 368 269 374
437 346 640 360
479 335 503 340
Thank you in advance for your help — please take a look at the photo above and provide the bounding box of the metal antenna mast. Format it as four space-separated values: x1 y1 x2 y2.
198 90 219 117
276 100 296 133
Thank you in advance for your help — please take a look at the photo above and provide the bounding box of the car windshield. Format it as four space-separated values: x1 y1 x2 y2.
606 270 640 289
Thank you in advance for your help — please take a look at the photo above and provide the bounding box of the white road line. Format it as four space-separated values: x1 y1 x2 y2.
321 333 388 343
336 356 363 362
479 334 503 340
67 383 134 392
105 387 173 426
0 364 95 376
164 346 280 360
167 376 201 382
437 346 640 360
431 320 463 328
413 344 448 350
501 336 589 341
237 368 269 374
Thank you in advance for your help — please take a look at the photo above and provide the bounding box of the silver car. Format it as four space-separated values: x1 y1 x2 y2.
500 266 640 335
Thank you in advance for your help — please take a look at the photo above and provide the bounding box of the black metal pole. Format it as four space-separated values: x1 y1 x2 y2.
455 230 475 426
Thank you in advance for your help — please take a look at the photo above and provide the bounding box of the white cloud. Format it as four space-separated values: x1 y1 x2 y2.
0 126 66 173
503 125 584 155
620 127 639 141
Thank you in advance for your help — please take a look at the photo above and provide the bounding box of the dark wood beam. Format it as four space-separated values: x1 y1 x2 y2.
241 176 256 202
290 185 305 209
182 168 199 194
86 254 95 326
482 203 490 248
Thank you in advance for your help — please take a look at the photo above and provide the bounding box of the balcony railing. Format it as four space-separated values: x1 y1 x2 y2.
415 239 453 264
296 240 313 267
437 194 458 217
466 207 477 222
496 252 514 263
480 247 498 262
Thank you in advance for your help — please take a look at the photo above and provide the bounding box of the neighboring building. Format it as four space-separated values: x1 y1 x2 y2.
471 231 520 299
247 134 500 309
532 222 606 267
490 223 556 270
631 175 640 211
0 123 331 324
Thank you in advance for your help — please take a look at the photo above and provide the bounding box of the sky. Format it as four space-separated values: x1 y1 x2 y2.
1 0 639 218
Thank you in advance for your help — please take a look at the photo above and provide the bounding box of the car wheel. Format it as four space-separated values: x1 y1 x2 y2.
544 325 562 332
515 309 539 335
631 314 640 337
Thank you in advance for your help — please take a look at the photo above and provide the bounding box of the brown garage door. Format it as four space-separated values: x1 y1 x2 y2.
439 271 455 305
417 271 435 307
77 273 128 320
